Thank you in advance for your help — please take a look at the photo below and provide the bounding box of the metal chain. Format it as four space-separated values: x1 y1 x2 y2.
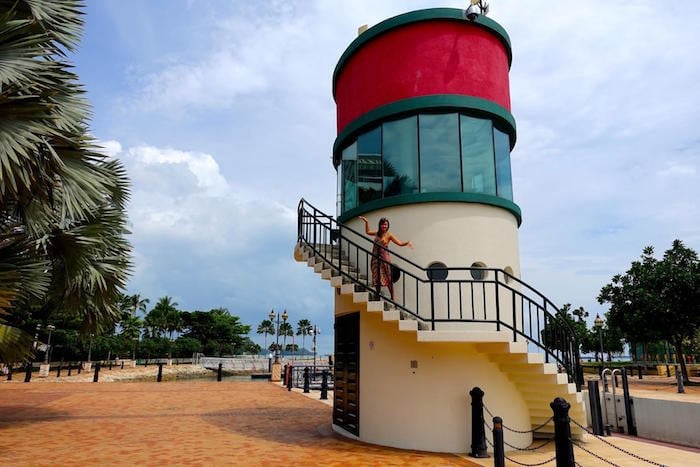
570 418 668 467
483 419 554 451
573 441 619 466
484 404 553 434
485 436 557 466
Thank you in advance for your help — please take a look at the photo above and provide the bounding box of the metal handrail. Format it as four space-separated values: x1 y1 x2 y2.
297 198 583 389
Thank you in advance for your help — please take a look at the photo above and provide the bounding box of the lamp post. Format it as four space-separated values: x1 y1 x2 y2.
44 325 56 364
269 309 288 364
594 314 604 370
310 325 319 374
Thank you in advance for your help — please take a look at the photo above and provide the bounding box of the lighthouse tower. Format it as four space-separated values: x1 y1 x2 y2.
295 7 584 454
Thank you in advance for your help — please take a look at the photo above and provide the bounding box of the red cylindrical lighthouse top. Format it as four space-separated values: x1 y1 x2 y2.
333 8 512 135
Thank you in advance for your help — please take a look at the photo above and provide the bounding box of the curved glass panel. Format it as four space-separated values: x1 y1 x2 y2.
460 116 496 196
357 127 382 205
419 114 461 193
383 116 419 197
337 112 515 215
342 142 357 212
494 128 513 201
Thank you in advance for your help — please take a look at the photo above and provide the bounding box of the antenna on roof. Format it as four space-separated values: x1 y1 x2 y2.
466 0 490 21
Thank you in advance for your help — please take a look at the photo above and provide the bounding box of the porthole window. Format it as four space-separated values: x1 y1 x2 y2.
503 266 514 284
427 261 448 281
470 262 487 280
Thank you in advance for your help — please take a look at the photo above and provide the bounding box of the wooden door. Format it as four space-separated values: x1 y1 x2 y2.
333 312 359 435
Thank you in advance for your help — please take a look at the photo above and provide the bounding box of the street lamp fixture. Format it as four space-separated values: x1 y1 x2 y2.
269 309 288 364
594 314 604 367
44 325 56 364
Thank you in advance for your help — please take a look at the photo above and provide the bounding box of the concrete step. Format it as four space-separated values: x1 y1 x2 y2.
417 330 513 343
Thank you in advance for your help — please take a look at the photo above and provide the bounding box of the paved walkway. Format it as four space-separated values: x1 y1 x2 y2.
1 374 699 466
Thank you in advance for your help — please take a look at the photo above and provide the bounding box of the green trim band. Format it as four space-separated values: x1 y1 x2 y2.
333 94 516 164
338 192 522 226
333 8 512 97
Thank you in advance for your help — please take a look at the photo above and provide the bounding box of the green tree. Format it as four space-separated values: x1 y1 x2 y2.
296 319 312 352
279 321 293 354
598 240 700 383
181 308 251 356
257 319 274 350
0 0 132 362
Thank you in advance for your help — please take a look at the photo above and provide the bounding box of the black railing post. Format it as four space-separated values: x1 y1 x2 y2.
93 362 100 383
430 280 436 330
550 397 575 467
303 366 310 393
495 273 501 331
620 369 637 436
287 366 293 391
492 416 505 467
157 363 163 382
24 363 32 383
587 380 604 436
217 363 223 382
320 370 329 400
468 387 488 458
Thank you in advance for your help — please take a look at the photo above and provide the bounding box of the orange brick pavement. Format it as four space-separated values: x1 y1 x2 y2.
0 381 478 466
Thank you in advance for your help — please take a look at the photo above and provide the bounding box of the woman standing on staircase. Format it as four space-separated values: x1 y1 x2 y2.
358 216 413 301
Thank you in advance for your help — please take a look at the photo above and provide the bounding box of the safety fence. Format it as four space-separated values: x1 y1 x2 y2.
282 364 333 400
469 386 669 467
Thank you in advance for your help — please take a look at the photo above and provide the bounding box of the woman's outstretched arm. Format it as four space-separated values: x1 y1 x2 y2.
389 234 413 249
358 216 376 236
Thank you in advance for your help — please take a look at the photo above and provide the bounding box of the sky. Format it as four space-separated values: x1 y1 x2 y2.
73 1 700 355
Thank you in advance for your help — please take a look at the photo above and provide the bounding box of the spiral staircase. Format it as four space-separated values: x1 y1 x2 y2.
294 199 586 437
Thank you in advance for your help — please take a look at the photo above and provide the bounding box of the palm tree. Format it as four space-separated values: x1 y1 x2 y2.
0 0 132 362
296 319 312 353
279 322 293 355
257 319 274 351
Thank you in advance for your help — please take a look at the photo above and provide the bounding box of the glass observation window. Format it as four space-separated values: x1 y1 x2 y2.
336 112 514 214
494 128 513 201
383 116 419 197
357 127 382 205
460 116 496 196
342 142 357 212
419 113 461 193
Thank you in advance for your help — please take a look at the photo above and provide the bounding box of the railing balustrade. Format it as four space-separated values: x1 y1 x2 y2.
297 199 583 389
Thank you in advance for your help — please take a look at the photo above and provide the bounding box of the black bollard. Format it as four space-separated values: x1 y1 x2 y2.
7 365 12 381
587 380 604 436
109 361 112 370
620 369 637 436
638 365 643 379
268 357 272 373
550 397 575 467
665 364 670 377
283 364 289 386
78 362 82 374
24 363 32 383
93 362 100 382
320 370 328 400
468 387 489 458
68 363 72 376
492 417 505 467
157 363 163 382
303 367 310 393
217 362 223 382
287 366 293 391
676 365 685 394
145 358 148 368
121 361 124 370
57 364 62 378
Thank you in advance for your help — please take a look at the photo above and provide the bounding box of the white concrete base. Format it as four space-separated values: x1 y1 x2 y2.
271 362 282 382
38 363 50 377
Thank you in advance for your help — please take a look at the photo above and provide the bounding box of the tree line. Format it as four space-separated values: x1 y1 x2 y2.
554 240 700 383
